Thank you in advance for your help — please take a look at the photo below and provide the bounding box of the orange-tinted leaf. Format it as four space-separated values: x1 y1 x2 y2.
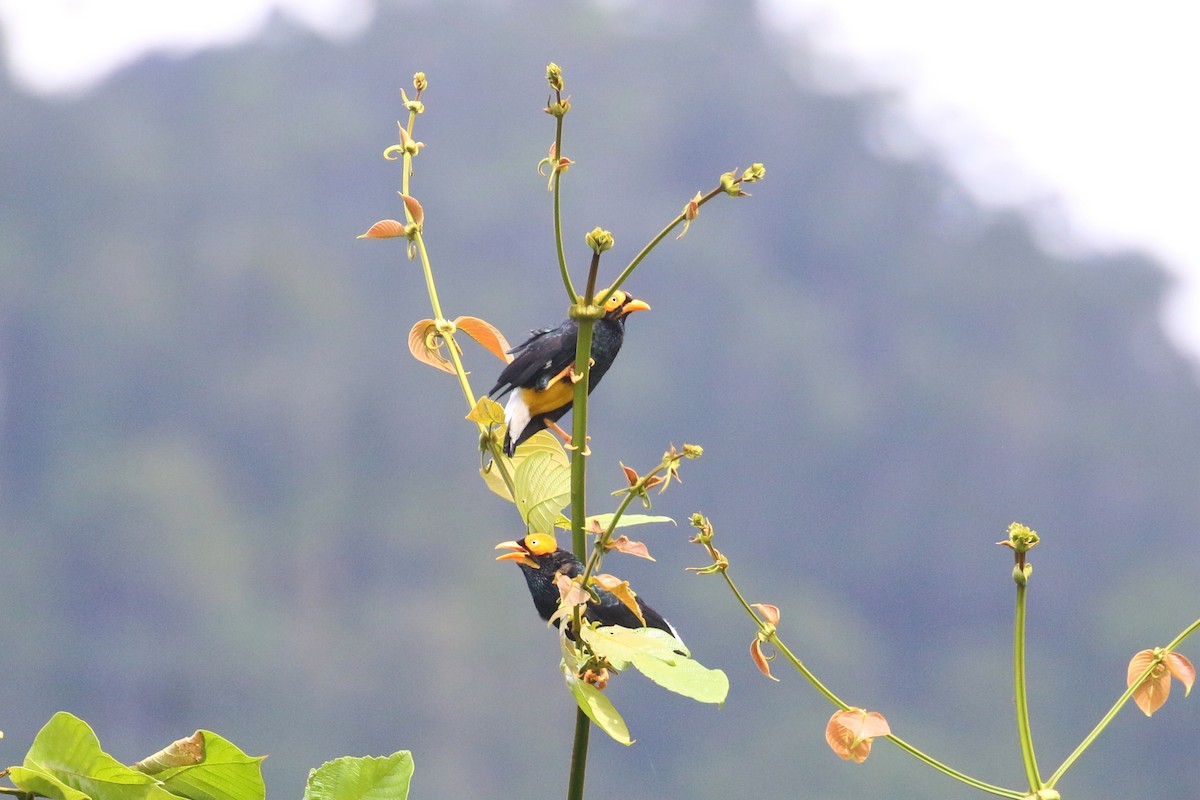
399 193 424 225
605 535 655 561
408 319 454 373
358 219 405 239
466 396 506 426
826 709 891 763
1128 649 1171 716
555 573 589 608
456 316 513 363
592 574 644 625
619 462 639 486
752 603 780 625
750 639 778 682
1166 652 1195 696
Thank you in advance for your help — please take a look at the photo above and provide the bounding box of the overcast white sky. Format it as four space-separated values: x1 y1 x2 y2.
3 0 1199 361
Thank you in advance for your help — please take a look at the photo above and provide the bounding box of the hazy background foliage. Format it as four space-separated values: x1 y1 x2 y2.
2 0 1198 797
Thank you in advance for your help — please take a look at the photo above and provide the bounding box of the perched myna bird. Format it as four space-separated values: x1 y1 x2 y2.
495 533 680 640
488 290 650 457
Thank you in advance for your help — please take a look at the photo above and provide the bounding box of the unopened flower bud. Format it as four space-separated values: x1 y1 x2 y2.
585 227 614 254
720 169 747 197
546 63 564 92
413 72 427 92
740 163 766 183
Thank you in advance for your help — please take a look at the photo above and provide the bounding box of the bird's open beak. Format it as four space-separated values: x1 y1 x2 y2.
495 540 539 568
622 299 651 315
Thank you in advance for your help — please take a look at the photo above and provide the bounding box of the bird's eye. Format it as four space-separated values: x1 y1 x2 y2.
524 532 559 555
604 291 625 312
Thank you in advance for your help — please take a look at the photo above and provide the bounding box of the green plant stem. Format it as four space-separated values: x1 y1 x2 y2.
568 313 595 561
600 186 722 304
400 110 517 498
551 112 578 303
1013 579 1041 792
1046 615 1200 788
566 707 591 800
719 566 1023 799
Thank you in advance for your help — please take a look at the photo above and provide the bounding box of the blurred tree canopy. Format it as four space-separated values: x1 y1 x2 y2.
1 0 1197 798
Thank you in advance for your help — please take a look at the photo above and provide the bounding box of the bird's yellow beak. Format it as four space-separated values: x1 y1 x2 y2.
494 540 539 568
622 299 651 315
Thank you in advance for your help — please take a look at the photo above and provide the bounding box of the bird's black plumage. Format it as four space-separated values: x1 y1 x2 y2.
495 533 680 639
488 290 649 456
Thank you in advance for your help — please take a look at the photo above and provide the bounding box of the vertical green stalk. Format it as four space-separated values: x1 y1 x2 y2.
567 316 596 576
566 708 591 800
1014 579 1042 792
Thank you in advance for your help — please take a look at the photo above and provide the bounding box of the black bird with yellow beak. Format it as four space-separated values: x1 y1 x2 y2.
495 533 680 640
488 290 650 457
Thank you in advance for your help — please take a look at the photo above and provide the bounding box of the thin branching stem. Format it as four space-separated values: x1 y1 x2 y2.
718 565 1023 799
552 112 578 303
1046 616 1200 788
599 187 722 305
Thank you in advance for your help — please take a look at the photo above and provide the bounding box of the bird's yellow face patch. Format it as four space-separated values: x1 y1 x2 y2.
520 381 575 416
523 532 558 555
603 290 629 313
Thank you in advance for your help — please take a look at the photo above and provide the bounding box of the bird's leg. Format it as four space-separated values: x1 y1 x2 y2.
570 357 596 384
546 419 591 456
543 362 577 389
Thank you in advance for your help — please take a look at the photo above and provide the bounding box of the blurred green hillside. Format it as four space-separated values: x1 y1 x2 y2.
2 0 1198 797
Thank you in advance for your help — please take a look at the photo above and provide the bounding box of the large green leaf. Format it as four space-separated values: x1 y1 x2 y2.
561 664 632 746
581 627 729 704
17 712 183 800
153 732 266 800
302 753 414 800
555 514 675 531
513 450 571 534
6 766 92 800
479 431 568 503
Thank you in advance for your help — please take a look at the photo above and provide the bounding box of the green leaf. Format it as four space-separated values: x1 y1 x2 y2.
555 514 675 531
153 732 266 800
581 627 729 704
513 450 571 534
302 753 414 800
480 431 567 503
7 766 93 800
18 712 184 800
561 664 632 746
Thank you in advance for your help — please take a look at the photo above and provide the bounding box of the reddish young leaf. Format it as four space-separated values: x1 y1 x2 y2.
826 708 891 763
407 319 454 373
1166 652 1195 696
455 316 513 363
399 194 424 226
752 603 780 625
358 219 405 239
552 573 585 605
1128 649 1172 716
750 639 778 682
605 535 655 561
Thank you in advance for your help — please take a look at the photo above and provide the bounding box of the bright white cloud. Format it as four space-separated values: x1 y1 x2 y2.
0 0 371 94
762 0 1200 359
3 0 1200 358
